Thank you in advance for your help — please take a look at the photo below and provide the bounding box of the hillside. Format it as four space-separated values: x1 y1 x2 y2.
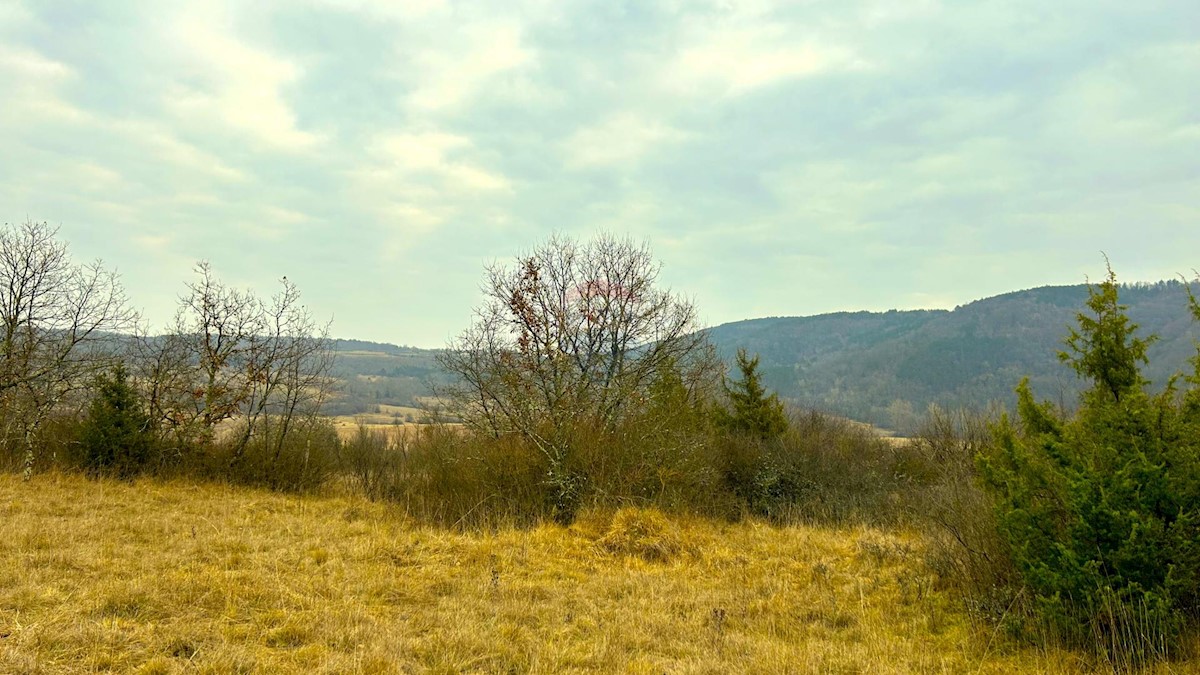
707 281 1199 432
325 341 443 416
330 281 1200 431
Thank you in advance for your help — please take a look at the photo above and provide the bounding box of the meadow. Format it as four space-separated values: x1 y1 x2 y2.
0 472 1162 674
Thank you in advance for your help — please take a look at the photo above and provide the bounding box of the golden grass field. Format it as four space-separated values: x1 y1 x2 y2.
0 473 1188 674
329 405 438 441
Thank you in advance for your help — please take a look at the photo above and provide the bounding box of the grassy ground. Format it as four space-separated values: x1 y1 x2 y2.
0 474 1169 674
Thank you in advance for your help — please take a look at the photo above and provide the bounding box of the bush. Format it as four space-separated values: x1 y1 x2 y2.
718 410 934 523
340 421 406 500
977 268 1200 664
351 424 551 528
568 365 726 516
907 406 1019 622
211 416 341 492
79 365 158 479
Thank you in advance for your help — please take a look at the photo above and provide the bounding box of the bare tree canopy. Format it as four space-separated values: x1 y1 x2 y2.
138 262 336 463
438 233 718 451
0 221 138 476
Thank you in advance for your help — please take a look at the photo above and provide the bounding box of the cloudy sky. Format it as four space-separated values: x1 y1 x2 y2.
2 1 1197 347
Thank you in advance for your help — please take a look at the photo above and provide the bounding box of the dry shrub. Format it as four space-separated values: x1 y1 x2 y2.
339 420 406 500
187 416 342 493
596 507 683 562
567 415 727 515
347 423 551 528
906 407 1019 619
718 410 927 524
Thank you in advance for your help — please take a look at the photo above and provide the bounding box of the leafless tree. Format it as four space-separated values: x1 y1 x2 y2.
0 221 138 477
241 276 336 469
438 233 718 459
138 263 335 465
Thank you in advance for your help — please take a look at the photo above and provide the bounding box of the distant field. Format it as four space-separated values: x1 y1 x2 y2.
0 473 1128 673
327 403 437 440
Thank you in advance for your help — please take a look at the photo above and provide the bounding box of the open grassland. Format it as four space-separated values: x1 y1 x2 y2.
0 474 1185 674
329 418 421 442
328 405 441 441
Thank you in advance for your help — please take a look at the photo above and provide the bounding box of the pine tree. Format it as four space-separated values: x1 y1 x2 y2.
1059 263 1155 404
715 349 788 440
81 365 156 479
978 266 1200 659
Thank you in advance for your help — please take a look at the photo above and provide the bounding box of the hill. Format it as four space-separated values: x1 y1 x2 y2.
325 341 443 416
329 281 1200 431
706 281 1199 432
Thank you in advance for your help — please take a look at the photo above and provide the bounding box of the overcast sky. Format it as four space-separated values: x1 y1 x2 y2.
2 1 1197 347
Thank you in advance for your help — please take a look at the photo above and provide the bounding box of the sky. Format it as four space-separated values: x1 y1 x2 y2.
2 1 1198 347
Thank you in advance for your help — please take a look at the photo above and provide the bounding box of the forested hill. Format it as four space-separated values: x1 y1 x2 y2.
328 281 1199 430
705 281 1200 433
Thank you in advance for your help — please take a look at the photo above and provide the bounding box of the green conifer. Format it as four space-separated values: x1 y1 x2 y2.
715 349 788 440
81 364 156 479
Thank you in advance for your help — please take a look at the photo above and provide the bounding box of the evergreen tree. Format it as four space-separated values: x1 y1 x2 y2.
715 349 788 440
1059 263 1156 404
978 267 1200 660
81 364 156 479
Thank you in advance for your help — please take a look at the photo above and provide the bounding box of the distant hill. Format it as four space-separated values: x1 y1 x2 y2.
705 281 1199 432
329 281 1200 431
326 341 443 416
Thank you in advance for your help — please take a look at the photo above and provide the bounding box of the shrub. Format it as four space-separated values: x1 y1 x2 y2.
717 409 936 523
79 365 157 479
216 416 341 492
907 406 1018 621
340 420 406 501
570 362 725 516
370 425 551 528
977 267 1200 663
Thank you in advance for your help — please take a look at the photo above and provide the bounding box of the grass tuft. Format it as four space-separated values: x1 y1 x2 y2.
596 507 684 562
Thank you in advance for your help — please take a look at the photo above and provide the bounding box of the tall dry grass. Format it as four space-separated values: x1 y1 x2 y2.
0 472 1114 674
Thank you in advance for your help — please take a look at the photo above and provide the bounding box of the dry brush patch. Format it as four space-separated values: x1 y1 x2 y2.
0 473 1119 674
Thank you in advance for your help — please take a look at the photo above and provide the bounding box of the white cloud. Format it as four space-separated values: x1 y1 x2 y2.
405 22 536 113
0 40 249 185
664 19 864 97
0 45 92 123
118 121 249 183
72 162 125 192
263 206 314 225
165 5 320 151
563 113 689 169
3 0 1198 345
311 0 446 21
344 130 512 256
1056 41 1200 143
0 2 33 34
0 45 72 79
372 132 509 191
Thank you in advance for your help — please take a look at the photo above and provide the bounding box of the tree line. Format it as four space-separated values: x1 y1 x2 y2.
0 221 336 487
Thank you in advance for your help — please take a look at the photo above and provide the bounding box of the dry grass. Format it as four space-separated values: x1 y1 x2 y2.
0 473 1170 674
329 418 419 442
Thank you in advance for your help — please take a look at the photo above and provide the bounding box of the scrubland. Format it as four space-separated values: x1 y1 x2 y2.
1 473 1162 675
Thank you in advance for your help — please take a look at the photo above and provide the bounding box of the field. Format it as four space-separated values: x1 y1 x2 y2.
0 474 1152 674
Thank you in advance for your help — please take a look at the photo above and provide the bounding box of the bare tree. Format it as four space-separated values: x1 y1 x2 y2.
239 276 336 469
438 233 718 459
0 221 138 477
137 263 335 466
